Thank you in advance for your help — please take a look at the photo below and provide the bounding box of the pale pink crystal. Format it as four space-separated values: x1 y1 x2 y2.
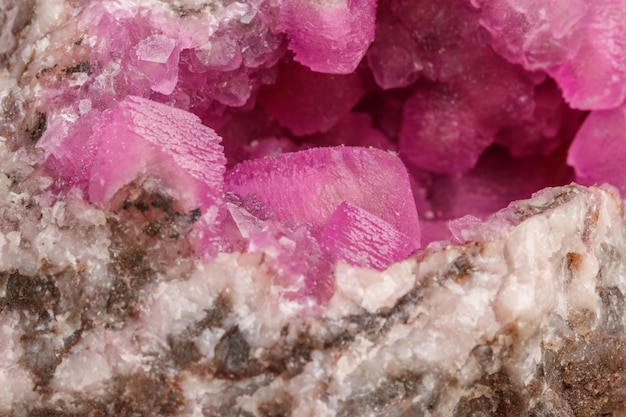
247 222 334 307
319 202 415 270
225 147 420 247
88 96 225 212
568 105 626 195
279 0 376 74
133 34 180 95
476 0 626 110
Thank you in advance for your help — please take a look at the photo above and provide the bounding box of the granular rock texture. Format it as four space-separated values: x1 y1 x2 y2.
0 175 625 416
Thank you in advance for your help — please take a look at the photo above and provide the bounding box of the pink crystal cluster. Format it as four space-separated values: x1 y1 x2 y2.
29 0 626 303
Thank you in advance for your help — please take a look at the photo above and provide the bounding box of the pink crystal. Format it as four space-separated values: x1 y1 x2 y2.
568 105 626 195
307 113 395 151
248 222 333 307
399 87 494 174
428 146 574 220
390 0 536 175
133 34 180 95
319 202 416 270
279 0 376 74
225 147 420 247
366 11 422 89
88 96 225 212
476 0 626 110
476 0 587 70
258 61 365 136
495 79 583 158
390 0 488 82
26 0 621 286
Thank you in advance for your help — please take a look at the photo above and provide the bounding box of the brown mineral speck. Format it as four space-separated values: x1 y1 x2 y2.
168 333 202 368
204 406 255 417
63 61 91 74
20 333 62 388
337 372 434 417
25 111 46 142
452 370 525 417
4 271 59 317
214 326 255 379
108 186 198 262
282 331 315 377
106 244 153 321
113 373 184 417
196 294 232 330
29 409 74 417
257 396 293 417
1 93 20 123
566 252 583 274
446 254 475 282
266 330 316 378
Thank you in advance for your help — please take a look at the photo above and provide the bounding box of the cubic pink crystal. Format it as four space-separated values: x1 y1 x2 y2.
225 147 420 247
399 87 494 174
279 0 376 74
89 96 225 213
319 202 416 270
132 34 180 95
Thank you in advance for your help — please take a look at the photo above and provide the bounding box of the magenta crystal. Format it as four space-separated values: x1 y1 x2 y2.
319 202 416 270
225 147 420 247
366 11 422 90
88 96 226 213
476 0 626 110
258 61 365 136
21 0 620 302
495 79 581 158
476 0 587 70
428 146 574 220
279 0 376 74
568 105 626 194
308 113 395 151
399 87 494 174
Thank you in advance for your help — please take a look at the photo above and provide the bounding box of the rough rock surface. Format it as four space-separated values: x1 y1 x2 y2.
0 167 624 416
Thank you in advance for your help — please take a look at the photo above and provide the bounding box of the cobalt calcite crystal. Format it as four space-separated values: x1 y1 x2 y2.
2 0 626 415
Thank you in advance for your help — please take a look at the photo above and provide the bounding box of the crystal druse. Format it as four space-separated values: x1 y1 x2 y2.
2 0 626 415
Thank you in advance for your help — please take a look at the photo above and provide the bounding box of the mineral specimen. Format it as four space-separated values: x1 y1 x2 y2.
2 0 626 415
